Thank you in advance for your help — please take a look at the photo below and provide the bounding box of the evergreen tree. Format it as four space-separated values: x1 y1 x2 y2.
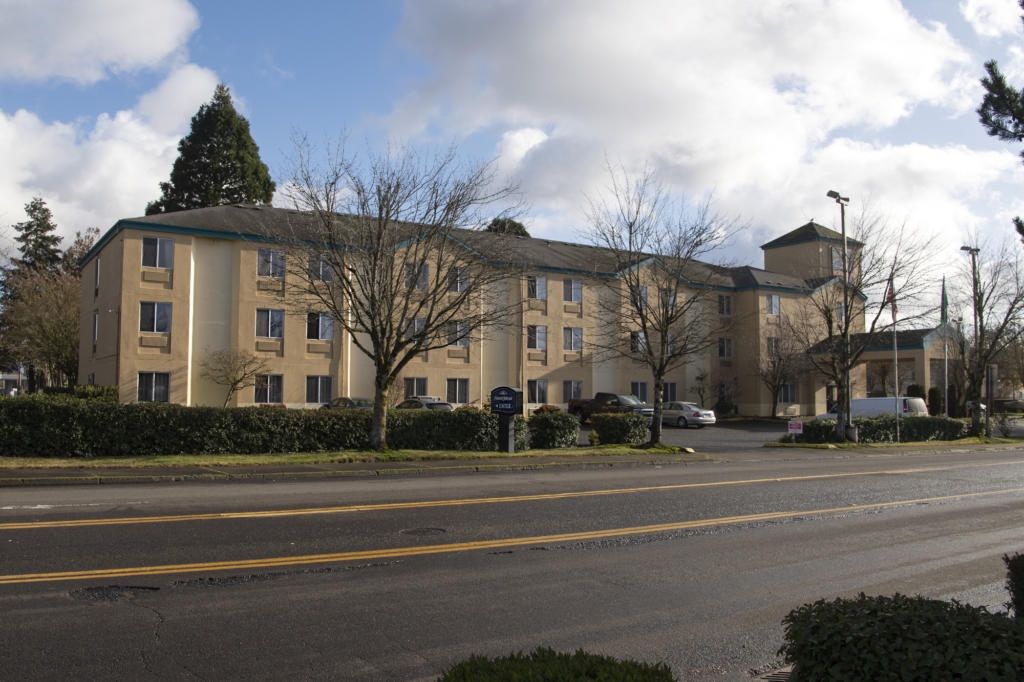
978 0 1024 241
13 197 62 272
146 83 275 215
486 217 530 237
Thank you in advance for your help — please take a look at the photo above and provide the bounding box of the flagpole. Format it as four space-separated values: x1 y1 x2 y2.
942 277 948 418
894 312 900 443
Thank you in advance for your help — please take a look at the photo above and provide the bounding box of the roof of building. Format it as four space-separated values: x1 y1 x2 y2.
760 220 865 250
808 327 943 354
85 204 847 293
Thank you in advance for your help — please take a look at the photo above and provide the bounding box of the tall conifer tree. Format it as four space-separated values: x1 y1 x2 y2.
12 197 62 272
146 84 275 214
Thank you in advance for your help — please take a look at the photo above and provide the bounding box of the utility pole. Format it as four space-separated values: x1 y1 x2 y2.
828 190 854 441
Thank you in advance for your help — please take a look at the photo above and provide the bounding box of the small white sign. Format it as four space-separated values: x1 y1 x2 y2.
788 420 804 434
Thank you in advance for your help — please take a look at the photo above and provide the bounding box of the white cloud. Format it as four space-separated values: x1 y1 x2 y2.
0 66 218 250
0 0 199 83
960 0 1022 38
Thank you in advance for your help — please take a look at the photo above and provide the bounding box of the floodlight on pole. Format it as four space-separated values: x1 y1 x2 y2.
828 189 853 440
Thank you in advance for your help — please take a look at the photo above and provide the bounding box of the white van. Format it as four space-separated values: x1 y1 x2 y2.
816 397 929 420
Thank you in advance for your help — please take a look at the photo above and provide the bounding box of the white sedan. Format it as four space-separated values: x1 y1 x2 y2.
662 401 716 428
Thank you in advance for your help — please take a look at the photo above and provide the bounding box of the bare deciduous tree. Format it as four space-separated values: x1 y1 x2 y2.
758 320 808 417
4 268 80 387
787 205 932 439
585 164 736 444
200 349 270 407
272 135 522 449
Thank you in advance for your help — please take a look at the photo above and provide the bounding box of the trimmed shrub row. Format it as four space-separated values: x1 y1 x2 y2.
779 593 1024 680
0 396 544 457
437 647 675 681
590 412 649 445
528 411 580 449
800 414 968 444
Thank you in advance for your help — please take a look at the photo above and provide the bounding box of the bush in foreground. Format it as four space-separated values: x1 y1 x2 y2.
437 647 675 681
779 593 1024 680
1006 552 1024 616
528 411 580 449
590 412 649 445
799 415 967 444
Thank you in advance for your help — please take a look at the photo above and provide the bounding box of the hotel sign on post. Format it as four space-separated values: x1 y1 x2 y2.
490 386 522 453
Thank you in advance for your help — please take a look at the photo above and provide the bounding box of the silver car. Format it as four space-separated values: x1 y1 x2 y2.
662 401 716 428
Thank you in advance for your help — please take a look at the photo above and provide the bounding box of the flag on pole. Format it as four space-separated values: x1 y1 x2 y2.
940 276 948 327
884 275 897 322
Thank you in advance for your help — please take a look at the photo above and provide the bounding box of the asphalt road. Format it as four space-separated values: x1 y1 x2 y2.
3 445 1024 680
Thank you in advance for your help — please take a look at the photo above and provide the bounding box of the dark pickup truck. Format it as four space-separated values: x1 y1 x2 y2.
567 392 654 423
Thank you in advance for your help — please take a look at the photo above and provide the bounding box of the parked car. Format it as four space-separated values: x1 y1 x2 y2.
662 401 716 428
566 392 654 422
395 397 454 411
322 397 373 410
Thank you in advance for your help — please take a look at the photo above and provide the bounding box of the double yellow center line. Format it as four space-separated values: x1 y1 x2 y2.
2 486 1024 584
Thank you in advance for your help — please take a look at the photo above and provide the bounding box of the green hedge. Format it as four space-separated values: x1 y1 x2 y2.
779 593 1024 680
590 412 649 445
528 412 580 449
437 647 675 681
0 396 531 457
800 415 967 444
1007 553 1024 617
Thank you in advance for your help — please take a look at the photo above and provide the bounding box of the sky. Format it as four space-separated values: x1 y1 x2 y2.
2 0 1024 282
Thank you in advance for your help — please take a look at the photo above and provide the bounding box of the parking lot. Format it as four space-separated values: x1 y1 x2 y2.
579 419 789 453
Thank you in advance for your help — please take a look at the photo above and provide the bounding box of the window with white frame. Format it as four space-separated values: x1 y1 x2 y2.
766 336 780 356
563 327 583 351
527 379 547 404
255 374 283 404
766 294 780 316
526 275 547 300
406 318 426 345
661 382 677 402
306 312 333 340
527 324 547 350
137 372 169 402
836 301 846 326
718 294 732 315
446 378 469 404
661 288 677 312
630 381 648 403
306 376 332 404
139 302 171 333
563 379 582 401
631 285 647 309
563 278 582 303
831 246 853 276
258 248 284 278
718 337 733 358
447 320 469 347
142 237 173 269
92 313 99 345
448 267 469 293
406 262 428 290
779 383 797 403
256 308 284 338
404 377 427 397
630 331 647 353
94 258 101 295
308 254 333 282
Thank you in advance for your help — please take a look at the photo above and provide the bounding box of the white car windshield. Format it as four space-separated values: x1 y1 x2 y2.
619 395 642 405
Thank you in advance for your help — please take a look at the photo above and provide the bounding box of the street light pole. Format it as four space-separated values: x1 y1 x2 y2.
960 245 983 435
828 189 853 441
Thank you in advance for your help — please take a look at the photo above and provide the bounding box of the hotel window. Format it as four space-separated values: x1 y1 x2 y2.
404 377 428 397
766 294 780 316
527 379 547 404
446 378 469 404
630 331 648 353
779 383 797 403
563 380 582 401
831 246 852 276
526 275 547 300
138 372 169 402
836 301 846 326
563 278 582 303
563 327 583 351
255 374 283 404
406 318 426 345
306 376 332 404
448 267 469 293
527 325 547 350
766 336 779 356
142 237 173 269
139 302 171 333
718 294 732 315
94 258 101 296
447 320 469 347
630 285 647 310
661 383 677 402
718 337 733 358
308 255 333 282
630 381 648 403
256 308 284 338
406 262 429 290
258 248 284 278
661 288 677 313
92 313 99 345
306 312 333 340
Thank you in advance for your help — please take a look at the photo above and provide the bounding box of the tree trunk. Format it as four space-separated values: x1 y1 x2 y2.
649 379 663 445
370 375 389 450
